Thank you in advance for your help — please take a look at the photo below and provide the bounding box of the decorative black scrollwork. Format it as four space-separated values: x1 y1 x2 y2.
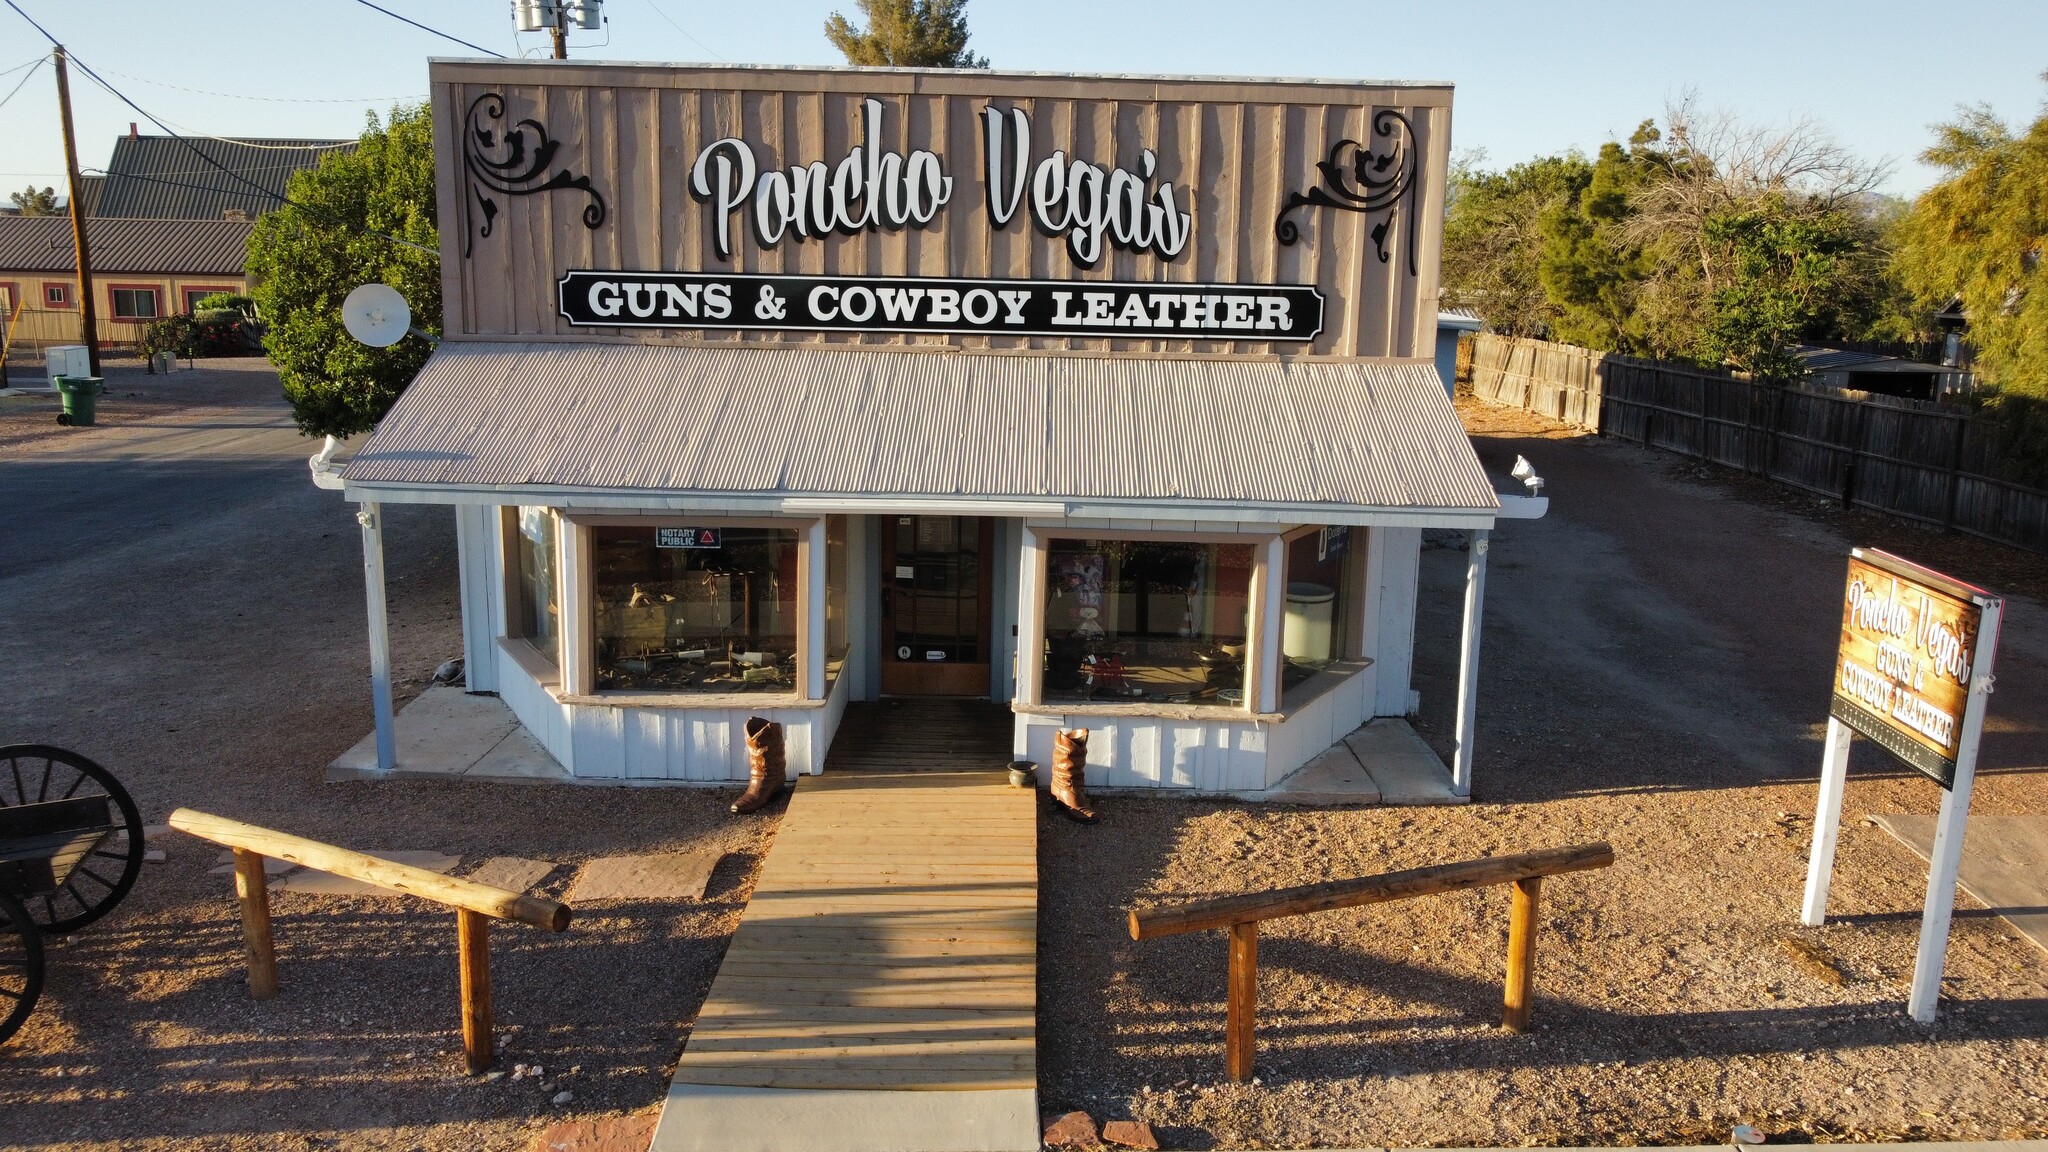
460 92 607 257
1273 108 1419 275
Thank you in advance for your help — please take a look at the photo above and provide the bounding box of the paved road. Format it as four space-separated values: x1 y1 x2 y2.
0 364 463 820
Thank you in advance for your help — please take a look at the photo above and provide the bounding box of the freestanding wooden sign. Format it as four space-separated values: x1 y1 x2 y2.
1801 547 2002 1022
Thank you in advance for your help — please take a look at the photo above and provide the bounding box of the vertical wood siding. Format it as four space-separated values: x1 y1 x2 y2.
432 63 1448 359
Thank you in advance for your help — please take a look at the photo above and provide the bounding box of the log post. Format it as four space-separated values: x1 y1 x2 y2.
1225 921 1258 1082
1502 876 1542 1032
232 848 279 1000
457 908 493 1073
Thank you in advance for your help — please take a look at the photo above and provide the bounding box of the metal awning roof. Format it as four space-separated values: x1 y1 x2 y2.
342 342 1499 522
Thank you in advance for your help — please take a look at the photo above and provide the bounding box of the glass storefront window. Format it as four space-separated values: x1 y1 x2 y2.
512 507 559 665
1041 539 1254 706
826 516 849 661
591 525 800 693
1282 527 1354 691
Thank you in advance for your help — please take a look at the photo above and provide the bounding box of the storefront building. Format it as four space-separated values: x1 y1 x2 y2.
333 60 1524 795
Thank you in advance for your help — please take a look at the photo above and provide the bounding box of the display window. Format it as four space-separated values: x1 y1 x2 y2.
1282 526 1354 690
825 516 849 661
508 507 560 664
590 525 801 693
1040 538 1254 706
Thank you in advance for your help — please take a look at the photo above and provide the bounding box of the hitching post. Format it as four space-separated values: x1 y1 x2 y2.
358 501 397 772
1908 596 2002 1022
1799 716 1855 926
1451 529 1490 796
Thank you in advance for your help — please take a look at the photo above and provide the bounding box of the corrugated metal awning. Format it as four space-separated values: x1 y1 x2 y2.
342 342 1498 519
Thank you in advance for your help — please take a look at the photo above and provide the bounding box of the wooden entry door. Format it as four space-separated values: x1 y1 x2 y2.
881 515 994 696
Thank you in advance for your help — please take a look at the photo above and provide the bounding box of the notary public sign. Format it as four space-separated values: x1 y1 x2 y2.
559 270 1325 341
1829 549 1995 787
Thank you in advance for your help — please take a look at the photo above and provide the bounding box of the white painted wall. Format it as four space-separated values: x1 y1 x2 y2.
1016 712 1269 792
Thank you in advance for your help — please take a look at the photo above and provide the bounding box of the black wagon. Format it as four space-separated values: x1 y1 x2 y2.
0 745 145 1044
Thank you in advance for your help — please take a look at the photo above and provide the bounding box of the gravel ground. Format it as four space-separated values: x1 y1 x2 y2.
0 361 779 1151
6 367 2046 1149
1037 397 2048 1149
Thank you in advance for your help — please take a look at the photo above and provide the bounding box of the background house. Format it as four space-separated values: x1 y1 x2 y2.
0 128 348 355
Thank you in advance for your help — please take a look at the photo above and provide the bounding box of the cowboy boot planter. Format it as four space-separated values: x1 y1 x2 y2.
1050 727 1097 824
733 716 788 814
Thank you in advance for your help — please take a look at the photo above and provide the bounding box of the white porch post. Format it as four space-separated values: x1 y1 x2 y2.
1451 528 1490 797
357 501 397 772
804 517 828 702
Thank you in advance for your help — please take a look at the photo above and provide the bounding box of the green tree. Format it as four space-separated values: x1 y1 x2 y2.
1896 96 2048 396
1699 196 1861 381
825 0 987 67
247 105 438 439
9 185 58 215
1538 127 1661 353
1440 150 1590 337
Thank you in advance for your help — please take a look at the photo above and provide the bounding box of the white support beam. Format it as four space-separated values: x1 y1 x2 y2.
1256 534 1287 714
358 501 396 772
1451 528 1490 796
1799 716 1854 926
1015 525 1046 707
804 517 828 702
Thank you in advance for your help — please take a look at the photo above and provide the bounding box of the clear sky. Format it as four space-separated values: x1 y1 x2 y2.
2 0 2043 202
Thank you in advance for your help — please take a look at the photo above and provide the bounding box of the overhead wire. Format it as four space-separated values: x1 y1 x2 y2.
346 0 505 57
637 0 728 62
95 68 426 105
0 0 438 258
0 52 43 115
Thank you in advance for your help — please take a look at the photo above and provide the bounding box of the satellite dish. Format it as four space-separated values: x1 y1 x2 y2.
342 283 412 348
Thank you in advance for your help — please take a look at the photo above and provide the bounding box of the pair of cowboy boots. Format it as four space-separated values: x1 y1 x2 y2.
732 716 788 814
1050 727 1097 824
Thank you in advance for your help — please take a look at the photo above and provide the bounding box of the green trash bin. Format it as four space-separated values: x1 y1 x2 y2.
54 375 103 427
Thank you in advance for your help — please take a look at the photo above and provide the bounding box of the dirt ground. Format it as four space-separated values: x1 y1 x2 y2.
4 367 2047 1149
0 361 779 1151
1037 396 2048 1148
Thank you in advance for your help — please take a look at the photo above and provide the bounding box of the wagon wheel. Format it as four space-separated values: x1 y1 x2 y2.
0 745 145 935
0 893 44 1045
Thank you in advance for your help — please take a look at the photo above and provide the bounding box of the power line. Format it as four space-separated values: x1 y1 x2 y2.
346 0 505 57
0 50 45 80
638 0 728 62
96 67 426 106
0 52 42 115
0 2 438 258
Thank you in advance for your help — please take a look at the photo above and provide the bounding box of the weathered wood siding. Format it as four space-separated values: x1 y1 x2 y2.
1469 332 2048 555
430 61 1450 360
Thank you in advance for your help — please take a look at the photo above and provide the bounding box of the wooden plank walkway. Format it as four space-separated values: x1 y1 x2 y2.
671 712 1036 1093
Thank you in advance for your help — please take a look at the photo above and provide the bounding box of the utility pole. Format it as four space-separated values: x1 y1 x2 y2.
551 5 567 58
53 45 101 377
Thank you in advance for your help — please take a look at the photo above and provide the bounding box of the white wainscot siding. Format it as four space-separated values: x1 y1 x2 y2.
1265 673 1374 788
1016 713 1269 793
498 649 573 771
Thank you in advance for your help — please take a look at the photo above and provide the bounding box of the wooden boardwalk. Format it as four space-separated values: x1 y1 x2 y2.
670 703 1035 1095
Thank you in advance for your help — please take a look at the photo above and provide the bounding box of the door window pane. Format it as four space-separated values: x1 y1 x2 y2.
1042 539 1253 706
889 515 981 663
511 507 559 664
592 525 800 693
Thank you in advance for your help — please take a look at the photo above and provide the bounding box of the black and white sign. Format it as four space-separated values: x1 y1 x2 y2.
656 527 722 549
559 270 1324 341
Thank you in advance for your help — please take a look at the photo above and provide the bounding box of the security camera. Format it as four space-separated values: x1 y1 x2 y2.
1510 455 1545 495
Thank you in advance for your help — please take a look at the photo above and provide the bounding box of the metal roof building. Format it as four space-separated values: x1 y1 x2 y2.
0 215 253 275
91 134 351 220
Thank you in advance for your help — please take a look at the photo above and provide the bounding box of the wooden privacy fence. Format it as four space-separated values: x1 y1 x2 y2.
1467 332 2048 555
169 808 572 1073
1128 842 1614 1081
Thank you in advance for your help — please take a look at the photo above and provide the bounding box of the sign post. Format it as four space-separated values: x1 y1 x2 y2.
1799 548 2001 1022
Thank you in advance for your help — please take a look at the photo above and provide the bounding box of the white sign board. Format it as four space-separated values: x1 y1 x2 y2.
1801 547 2002 1022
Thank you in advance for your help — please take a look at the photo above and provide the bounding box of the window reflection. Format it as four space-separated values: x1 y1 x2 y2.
1041 539 1253 706
592 526 800 693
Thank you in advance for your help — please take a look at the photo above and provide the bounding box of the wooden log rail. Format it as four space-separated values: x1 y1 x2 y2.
1128 842 1614 1081
168 808 572 1073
